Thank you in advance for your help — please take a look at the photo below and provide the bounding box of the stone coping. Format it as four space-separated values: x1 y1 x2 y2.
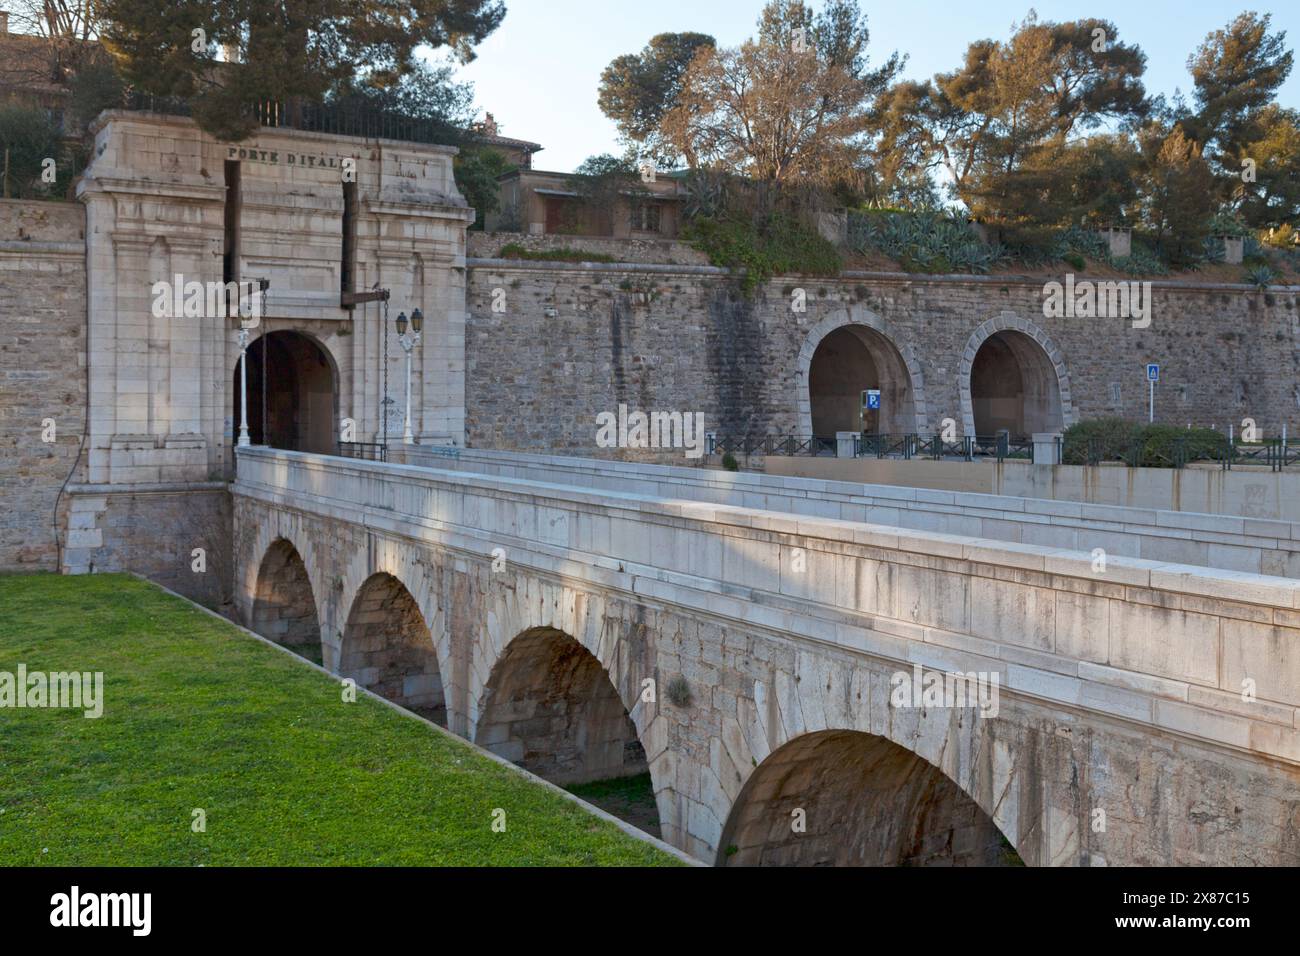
240 447 1300 611
465 257 1300 293
412 447 1300 546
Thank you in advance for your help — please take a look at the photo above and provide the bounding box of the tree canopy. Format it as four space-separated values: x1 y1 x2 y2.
606 0 901 187
597 32 716 167
97 0 505 139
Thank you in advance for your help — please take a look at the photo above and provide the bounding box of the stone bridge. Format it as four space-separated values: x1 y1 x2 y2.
232 446 1300 866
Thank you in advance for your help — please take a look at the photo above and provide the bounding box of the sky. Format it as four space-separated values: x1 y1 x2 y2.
446 0 1300 173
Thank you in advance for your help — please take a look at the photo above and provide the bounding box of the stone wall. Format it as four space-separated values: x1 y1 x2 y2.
0 200 86 571
464 259 1300 459
62 485 232 609
468 230 710 266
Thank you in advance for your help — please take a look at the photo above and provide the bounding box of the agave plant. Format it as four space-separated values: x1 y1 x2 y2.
1245 264 1277 289
683 170 729 221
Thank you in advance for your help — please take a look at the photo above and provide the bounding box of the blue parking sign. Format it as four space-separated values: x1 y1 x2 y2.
864 389 881 410
1146 363 1159 382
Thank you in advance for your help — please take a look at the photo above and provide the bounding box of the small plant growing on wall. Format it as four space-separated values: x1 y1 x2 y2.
722 452 739 471
666 675 692 708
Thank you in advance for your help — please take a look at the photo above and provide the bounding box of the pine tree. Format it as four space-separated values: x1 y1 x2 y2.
97 0 505 141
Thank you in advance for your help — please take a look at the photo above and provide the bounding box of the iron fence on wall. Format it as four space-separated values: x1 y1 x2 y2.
707 433 1034 463
120 92 460 147
337 441 387 462
1060 436 1299 471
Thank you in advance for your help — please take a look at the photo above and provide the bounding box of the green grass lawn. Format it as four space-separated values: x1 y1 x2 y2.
0 573 680 866
566 773 661 840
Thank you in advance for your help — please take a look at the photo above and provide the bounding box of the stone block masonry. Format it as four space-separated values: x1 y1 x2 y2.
234 447 1300 865
464 256 1300 459
0 200 87 571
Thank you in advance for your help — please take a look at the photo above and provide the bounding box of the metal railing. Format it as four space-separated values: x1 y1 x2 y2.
707 433 1034 462
858 433 918 459
915 434 1033 462
1061 436 1299 471
337 441 387 462
707 435 837 457
121 92 460 147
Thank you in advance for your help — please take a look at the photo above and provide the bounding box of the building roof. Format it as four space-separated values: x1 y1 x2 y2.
466 111 542 156
0 29 69 99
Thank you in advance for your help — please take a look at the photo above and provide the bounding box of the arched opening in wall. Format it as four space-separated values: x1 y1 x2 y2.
718 730 1022 867
476 627 659 837
969 331 1062 440
340 573 445 726
808 325 915 436
251 539 323 665
233 330 337 453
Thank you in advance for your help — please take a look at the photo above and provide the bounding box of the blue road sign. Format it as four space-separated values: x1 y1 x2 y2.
1146 363 1160 382
865 389 881 410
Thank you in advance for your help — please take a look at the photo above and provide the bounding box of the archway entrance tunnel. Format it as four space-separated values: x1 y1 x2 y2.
340 573 446 727
970 330 1063 440
475 627 660 838
719 730 1022 866
234 330 337 454
809 326 915 436
251 539 324 666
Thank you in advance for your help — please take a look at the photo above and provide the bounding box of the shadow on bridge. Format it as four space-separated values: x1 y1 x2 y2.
474 626 660 838
719 729 1022 867
340 572 447 727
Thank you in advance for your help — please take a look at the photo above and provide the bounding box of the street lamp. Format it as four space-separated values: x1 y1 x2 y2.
236 320 252 447
235 279 269 449
394 307 423 444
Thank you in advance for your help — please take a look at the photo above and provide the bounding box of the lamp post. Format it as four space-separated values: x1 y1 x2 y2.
235 281 268 449
394 308 423 444
236 322 252 447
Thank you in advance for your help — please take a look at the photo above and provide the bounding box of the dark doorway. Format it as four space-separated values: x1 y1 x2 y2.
234 331 337 453
808 325 916 436
969 330 1063 439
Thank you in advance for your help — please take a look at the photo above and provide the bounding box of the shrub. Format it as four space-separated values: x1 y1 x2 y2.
1062 419 1228 467
1061 418 1140 464
684 213 841 293
0 105 63 199
1263 224 1296 249
665 675 692 707
721 451 739 471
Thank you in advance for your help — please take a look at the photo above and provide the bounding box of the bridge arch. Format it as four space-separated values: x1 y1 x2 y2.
340 570 447 726
249 537 324 665
238 513 328 655
718 729 1020 866
697 651 1047 866
475 626 647 786
959 313 1075 439
471 578 668 838
797 308 928 437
